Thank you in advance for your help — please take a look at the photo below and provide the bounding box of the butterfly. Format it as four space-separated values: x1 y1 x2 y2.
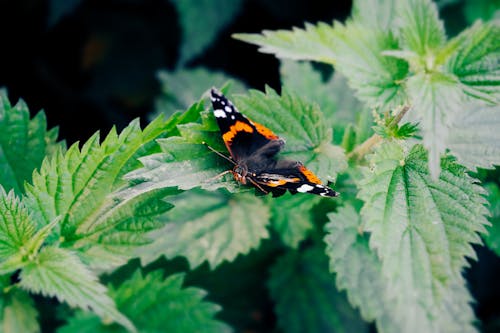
209 88 338 197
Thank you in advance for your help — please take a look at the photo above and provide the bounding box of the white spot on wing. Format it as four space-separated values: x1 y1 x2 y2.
225 106 232 112
231 115 235 120
214 109 226 118
297 184 314 193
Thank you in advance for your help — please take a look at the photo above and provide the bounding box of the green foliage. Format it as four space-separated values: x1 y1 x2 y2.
268 247 368 333
24 116 173 271
0 90 61 195
172 0 243 66
58 270 231 333
20 247 134 332
155 68 246 119
137 189 270 268
0 277 38 333
1 1 499 332
236 0 499 176
357 142 486 332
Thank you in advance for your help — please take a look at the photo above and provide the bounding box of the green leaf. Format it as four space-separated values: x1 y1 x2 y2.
446 102 500 171
279 60 367 144
483 182 500 257
0 283 39 333
324 204 401 332
19 246 134 332
0 90 61 194
331 22 409 109
154 68 246 119
358 142 487 330
406 73 463 178
270 193 321 248
279 60 338 122
352 0 397 31
397 0 446 56
268 247 368 333
325 204 478 333
463 0 500 24
0 189 35 262
123 103 239 194
235 87 347 182
172 0 243 66
24 116 170 270
59 270 231 333
233 22 338 64
137 189 269 269
444 21 500 103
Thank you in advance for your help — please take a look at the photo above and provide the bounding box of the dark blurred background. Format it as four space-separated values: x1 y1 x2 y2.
0 0 498 332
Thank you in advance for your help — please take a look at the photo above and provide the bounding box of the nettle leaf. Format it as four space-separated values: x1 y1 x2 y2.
463 0 500 24
19 246 134 332
172 0 243 66
324 204 402 332
59 270 231 333
279 60 367 144
137 188 269 269
0 279 39 333
24 116 170 270
326 204 478 333
233 21 338 64
235 87 347 182
0 189 35 262
123 102 238 194
268 247 368 333
154 68 246 119
444 21 500 103
406 73 462 178
483 183 500 257
446 102 500 171
270 193 321 248
358 142 487 331
351 0 397 31
0 90 61 194
279 60 338 123
331 22 409 109
397 0 446 56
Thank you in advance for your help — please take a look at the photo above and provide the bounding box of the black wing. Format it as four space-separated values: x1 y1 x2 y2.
252 160 339 197
210 88 283 161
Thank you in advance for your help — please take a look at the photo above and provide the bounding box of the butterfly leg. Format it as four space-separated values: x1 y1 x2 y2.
248 178 269 194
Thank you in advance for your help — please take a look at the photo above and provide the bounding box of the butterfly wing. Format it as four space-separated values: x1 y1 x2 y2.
253 160 338 197
210 88 283 162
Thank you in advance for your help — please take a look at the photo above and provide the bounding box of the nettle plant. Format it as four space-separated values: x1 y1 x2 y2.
1 0 499 332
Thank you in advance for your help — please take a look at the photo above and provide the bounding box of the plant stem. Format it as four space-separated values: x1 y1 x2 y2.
347 105 411 161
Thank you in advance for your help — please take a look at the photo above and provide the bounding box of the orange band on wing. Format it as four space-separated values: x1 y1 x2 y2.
265 177 300 187
222 121 254 143
254 122 279 140
298 165 322 184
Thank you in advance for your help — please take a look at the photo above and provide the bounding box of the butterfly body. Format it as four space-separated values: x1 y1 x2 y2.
210 88 338 198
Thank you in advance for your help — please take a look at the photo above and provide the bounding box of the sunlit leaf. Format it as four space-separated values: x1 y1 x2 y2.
137 189 269 268
20 247 134 332
444 21 500 103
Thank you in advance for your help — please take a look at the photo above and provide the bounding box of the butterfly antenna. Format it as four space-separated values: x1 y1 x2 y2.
202 142 236 165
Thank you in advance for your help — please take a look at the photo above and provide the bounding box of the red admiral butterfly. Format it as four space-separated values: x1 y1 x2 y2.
209 88 338 197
